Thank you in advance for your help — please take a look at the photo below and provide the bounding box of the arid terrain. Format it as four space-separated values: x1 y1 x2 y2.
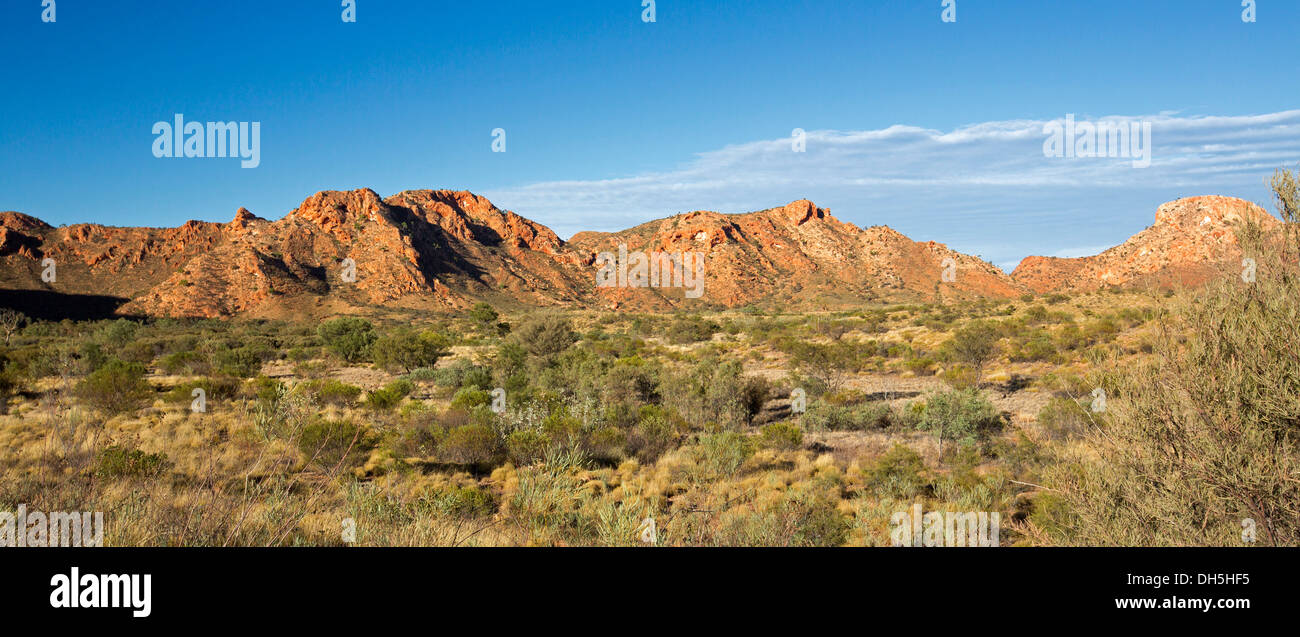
1 173 1296 547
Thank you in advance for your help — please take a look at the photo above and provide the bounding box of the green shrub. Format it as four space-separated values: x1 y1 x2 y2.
95 445 170 478
213 345 272 378
506 429 550 466
629 413 677 462
429 485 498 518
665 315 718 344
247 375 284 402
160 351 211 375
467 303 499 330
511 314 577 359
449 386 491 410
371 329 451 373
164 377 240 404
301 378 362 406
94 319 140 350
1009 330 1058 362
1046 169 1300 545
862 444 929 499
943 321 1001 383
364 379 415 411
460 366 493 391
915 389 1004 457
903 356 935 376
1036 397 1091 440
298 419 375 469
689 431 753 479
439 424 502 467
583 426 627 463
317 317 377 363
758 421 803 450
75 359 152 415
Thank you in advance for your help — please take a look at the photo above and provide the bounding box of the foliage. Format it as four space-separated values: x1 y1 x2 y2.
372 329 451 374
75 359 152 415
317 317 377 363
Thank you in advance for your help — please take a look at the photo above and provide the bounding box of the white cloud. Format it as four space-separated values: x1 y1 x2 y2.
483 111 1300 267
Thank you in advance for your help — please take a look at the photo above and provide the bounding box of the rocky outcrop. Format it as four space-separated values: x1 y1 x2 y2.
1011 196 1278 293
568 199 1024 310
4 190 1266 319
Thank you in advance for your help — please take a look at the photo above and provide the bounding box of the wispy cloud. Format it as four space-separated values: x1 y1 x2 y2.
484 111 1300 269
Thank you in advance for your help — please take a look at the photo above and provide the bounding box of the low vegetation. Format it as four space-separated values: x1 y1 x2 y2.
2 171 1295 547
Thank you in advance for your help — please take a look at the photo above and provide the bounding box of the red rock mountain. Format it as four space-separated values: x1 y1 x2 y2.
567 199 1022 309
0 191 1271 318
1011 196 1278 293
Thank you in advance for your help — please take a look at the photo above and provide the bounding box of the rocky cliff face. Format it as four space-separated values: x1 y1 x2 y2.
0 191 1271 318
568 199 1023 310
1011 196 1278 293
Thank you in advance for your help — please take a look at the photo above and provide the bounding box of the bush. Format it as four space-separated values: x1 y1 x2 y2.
317 317 377 363
164 377 240 404
298 419 375 470
511 314 577 359
439 424 502 467
76 359 152 415
467 303 499 330
95 445 170 478
429 485 498 518
943 321 1000 383
1046 168 1300 545
628 413 677 462
689 432 753 479
665 316 718 344
758 421 803 450
213 344 273 378
583 426 627 463
0 359 22 414
371 329 451 374
714 484 850 547
903 356 935 376
160 351 210 375
94 319 140 350
862 444 929 499
1008 330 1058 362
364 379 415 411
1036 397 1091 440
914 389 1003 457
739 376 770 424
506 429 550 466
301 378 363 406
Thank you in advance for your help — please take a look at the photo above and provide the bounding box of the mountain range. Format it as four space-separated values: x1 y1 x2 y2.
0 190 1277 319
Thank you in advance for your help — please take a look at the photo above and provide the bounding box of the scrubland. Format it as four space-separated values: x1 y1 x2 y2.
2 172 1296 547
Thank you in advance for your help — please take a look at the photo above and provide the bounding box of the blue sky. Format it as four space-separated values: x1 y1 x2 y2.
2 0 1297 270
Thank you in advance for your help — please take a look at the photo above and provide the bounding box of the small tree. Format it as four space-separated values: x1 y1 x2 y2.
317 317 377 363
468 302 499 331
916 388 1002 458
945 321 1000 385
75 359 152 415
0 309 26 347
371 329 452 373
511 314 577 360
